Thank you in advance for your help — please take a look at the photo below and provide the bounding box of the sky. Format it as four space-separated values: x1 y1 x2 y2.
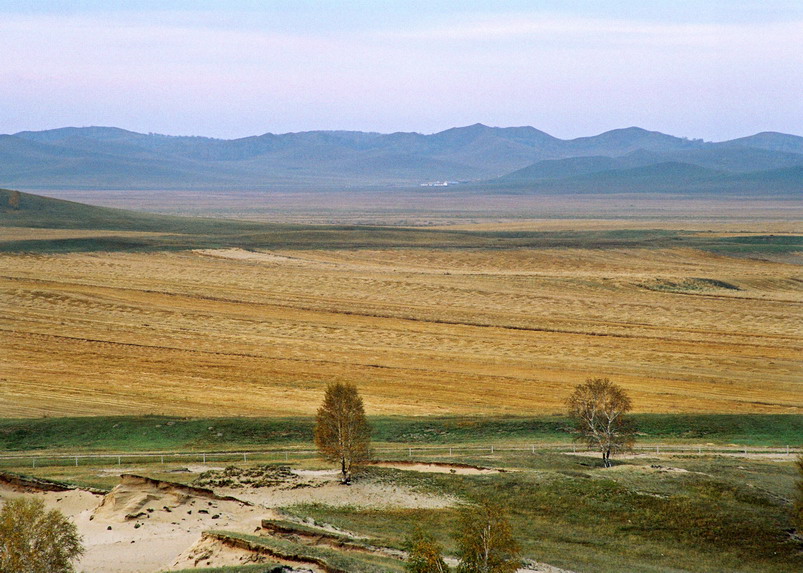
1 1 801 141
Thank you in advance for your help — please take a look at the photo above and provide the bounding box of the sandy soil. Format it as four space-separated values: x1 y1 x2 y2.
0 474 265 572
172 534 321 572
368 460 502 474
0 466 459 572
215 467 457 509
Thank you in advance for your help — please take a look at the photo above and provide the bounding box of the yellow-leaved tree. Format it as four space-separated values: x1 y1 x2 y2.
314 381 372 484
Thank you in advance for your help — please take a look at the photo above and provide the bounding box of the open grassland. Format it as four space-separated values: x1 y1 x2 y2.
281 454 803 573
1 188 801 417
29 188 803 229
1 241 801 417
1 415 800 455
1 447 799 573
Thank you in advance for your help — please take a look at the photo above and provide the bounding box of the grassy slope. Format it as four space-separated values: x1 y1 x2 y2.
10 451 799 573
285 458 802 573
0 415 800 452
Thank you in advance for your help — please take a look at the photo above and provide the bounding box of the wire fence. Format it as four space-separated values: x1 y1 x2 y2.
0 443 799 470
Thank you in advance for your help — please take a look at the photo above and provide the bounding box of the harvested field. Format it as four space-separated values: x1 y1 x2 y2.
1 244 801 417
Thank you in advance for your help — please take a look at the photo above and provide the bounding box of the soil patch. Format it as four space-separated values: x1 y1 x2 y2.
367 460 502 474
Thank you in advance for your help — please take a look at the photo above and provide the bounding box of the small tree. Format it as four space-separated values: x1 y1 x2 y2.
567 377 635 468
7 190 21 210
0 496 84 573
406 527 449 573
314 381 371 484
455 501 520 573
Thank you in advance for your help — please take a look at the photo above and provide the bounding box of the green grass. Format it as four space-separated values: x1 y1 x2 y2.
0 414 800 453
284 461 802 573
205 531 405 573
2 419 799 572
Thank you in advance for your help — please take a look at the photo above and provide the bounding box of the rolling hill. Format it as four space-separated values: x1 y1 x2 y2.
0 124 800 194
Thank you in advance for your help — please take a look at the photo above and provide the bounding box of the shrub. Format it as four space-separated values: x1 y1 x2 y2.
0 497 83 573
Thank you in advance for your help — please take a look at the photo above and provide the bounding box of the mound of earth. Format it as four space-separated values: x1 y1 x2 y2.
173 534 311 572
92 474 250 523
0 470 85 493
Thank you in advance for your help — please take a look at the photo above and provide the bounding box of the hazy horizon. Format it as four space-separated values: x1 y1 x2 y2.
1 1 801 141
6 122 802 142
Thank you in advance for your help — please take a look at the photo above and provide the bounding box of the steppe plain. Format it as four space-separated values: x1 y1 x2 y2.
1 191 801 418
1 190 802 573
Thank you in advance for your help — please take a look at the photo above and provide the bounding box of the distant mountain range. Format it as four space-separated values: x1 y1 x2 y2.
1 124 801 194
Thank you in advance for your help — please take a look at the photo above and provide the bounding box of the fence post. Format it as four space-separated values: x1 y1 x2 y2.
490 445 494 454
409 448 412 457
203 453 206 463
449 447 452 456
75 456 78 467
161 455 164 464
243 453 247 462
118 456 121 466
32 458 36 468
285 452 288 462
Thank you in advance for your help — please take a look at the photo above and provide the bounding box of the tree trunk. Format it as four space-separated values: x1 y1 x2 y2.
340 457 350 484
603 448 611 468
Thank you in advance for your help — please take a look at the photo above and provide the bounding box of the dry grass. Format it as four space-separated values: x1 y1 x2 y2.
1 243 801 418
0 228 177 242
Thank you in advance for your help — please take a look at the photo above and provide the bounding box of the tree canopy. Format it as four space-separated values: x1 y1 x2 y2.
567 377 635 467
455 501 521 573
314 381 372 484
406 527 449 573
0 496 83 573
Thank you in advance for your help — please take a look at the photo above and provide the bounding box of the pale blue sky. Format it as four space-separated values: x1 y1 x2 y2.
1 1 801 140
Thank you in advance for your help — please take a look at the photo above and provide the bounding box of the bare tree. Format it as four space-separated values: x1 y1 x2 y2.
0 497 84 573
567 377 635 468
314 381 371 484
406 527 449 573
455 501 520 573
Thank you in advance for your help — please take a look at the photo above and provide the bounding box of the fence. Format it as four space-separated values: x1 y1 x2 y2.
0 443 799 470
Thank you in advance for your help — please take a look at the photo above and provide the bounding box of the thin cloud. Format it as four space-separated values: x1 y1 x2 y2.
0 7 800 139
377 13 803 50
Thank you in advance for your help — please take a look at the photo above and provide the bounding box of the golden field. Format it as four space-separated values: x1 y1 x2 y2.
1 238 801 418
